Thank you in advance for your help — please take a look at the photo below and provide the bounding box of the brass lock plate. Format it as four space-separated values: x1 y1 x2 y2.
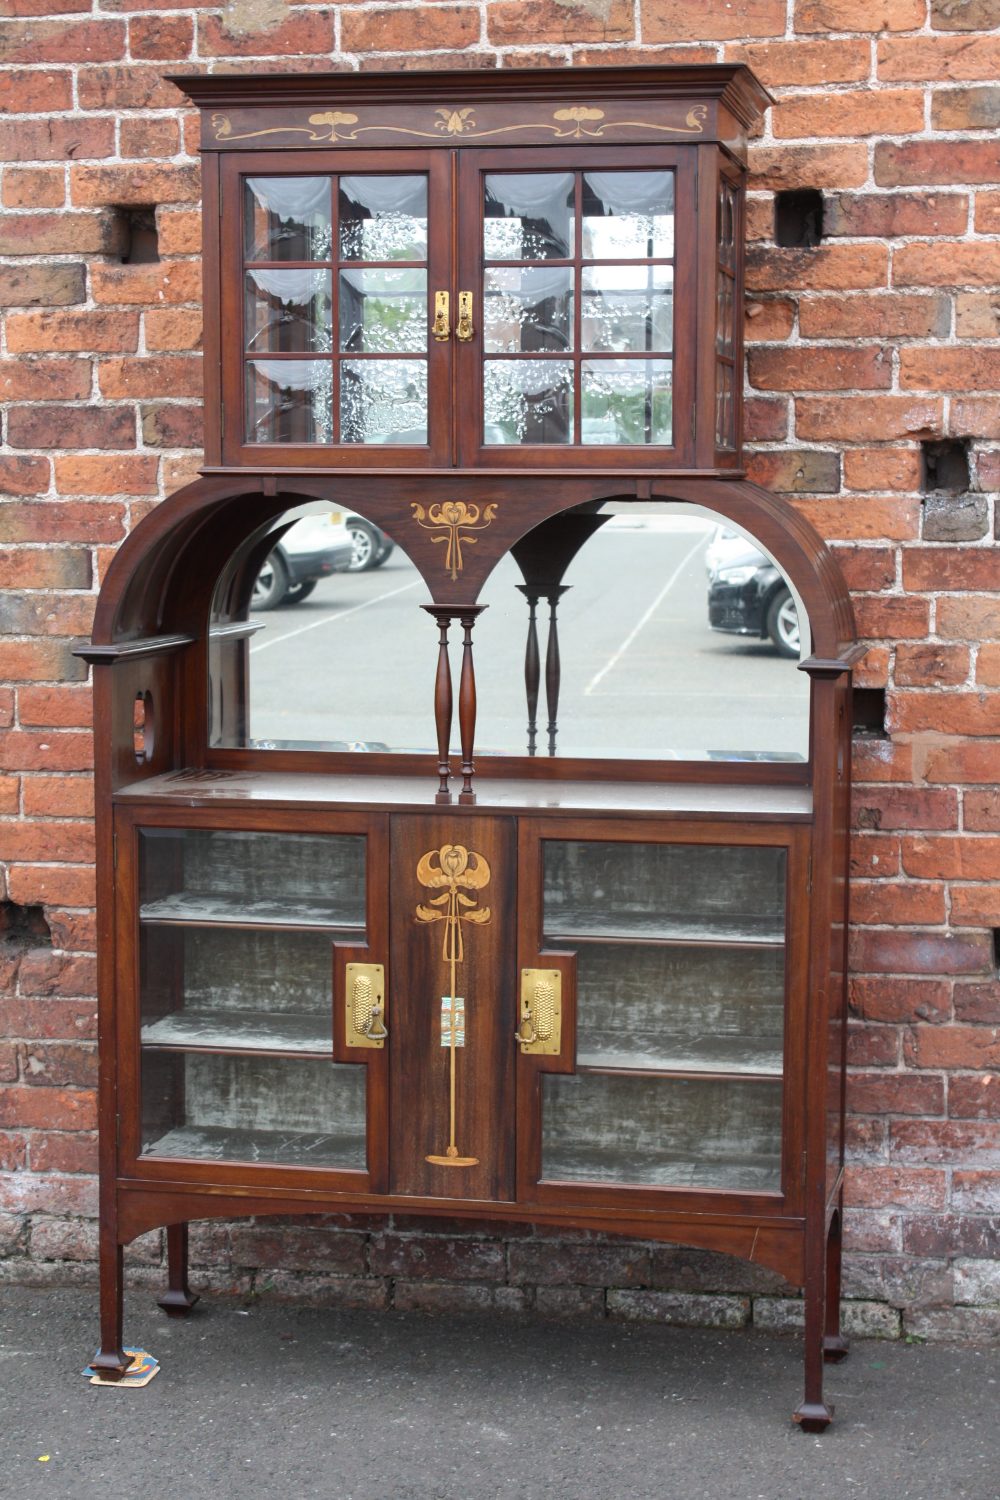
517 968 562 1055
346 962 387 1048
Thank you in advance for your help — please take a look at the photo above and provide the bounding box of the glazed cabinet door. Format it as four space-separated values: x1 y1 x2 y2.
219 150 453 468
516 819 809 1213
456 147 696 467
117 807 389 1190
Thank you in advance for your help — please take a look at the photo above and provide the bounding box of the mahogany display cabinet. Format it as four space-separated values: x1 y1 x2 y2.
80 65 864 1429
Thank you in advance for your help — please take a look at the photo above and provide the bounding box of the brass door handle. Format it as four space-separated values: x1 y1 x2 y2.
456 291 474 342
432 290 450 341
346 962 387 1048
515 968 561 1055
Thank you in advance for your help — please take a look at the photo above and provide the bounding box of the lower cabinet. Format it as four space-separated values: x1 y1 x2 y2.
121 806 805 1206
99 786 843 1429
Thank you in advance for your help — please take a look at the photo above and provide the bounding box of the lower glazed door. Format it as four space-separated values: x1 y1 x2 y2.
387 813 516 1202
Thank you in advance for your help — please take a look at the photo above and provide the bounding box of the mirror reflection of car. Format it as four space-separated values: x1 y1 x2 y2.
706 527 800 659
330 511 395 573
252 512 354 611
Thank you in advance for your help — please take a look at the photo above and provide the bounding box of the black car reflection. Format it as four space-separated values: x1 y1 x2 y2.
706 529 800 659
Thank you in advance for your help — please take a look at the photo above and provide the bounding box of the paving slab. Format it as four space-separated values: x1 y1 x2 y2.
1 1285 998 1500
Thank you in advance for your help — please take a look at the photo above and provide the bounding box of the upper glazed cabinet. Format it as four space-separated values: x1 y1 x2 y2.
179 67 769 470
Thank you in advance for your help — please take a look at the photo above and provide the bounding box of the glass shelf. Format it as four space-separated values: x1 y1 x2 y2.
140 892 364 934
546 921 784 948
141 1009 332 1056
142 1125 365 1170
575 1035 783 1078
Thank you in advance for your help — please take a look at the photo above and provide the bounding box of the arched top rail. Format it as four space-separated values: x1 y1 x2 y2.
91 472 857 668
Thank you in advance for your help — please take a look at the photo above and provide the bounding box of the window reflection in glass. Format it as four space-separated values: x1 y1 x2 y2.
339 269 427 354
245 177 332 262
581 171 675 259
581 359 672 445
244 270 333 353
581 265 673 354
339 176 427 262
483 267 573 354
484 173 574 260
246 361 333 444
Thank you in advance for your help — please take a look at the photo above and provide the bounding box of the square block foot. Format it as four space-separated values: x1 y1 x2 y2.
793 1401 834 1433
157 1289 199 1318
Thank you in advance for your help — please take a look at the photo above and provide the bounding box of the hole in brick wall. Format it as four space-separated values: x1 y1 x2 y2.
116 206 160 265
0 901 52 950
774 189 824 248
133 690 155 765
994 930 1000 976
921 439 970 494
852 688 887 739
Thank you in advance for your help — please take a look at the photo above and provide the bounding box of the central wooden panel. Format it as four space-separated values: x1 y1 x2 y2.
388 813 515 1201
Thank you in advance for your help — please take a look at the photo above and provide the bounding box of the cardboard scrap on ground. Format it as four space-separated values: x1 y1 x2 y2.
83 1349 159 1388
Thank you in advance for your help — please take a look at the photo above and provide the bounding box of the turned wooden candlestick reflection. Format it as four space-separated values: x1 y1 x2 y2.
458 607 486 804
423 606 454 803
511 512 610 758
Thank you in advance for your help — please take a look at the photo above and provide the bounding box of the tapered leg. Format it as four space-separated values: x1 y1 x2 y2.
93 1231 130 1378
158 1222 199 1317
823 1207 849 1363
793 1225 835 1431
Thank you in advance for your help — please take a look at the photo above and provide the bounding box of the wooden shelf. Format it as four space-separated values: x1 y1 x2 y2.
141 1009 333 1056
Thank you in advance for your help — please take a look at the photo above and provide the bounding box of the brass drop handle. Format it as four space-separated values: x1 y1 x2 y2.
516 969 561 1055
514 997 537 1047
346 962 387 1048
432 290 450 341
456 291 474 342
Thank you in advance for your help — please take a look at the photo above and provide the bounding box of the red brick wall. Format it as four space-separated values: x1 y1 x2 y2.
1 1 998 1340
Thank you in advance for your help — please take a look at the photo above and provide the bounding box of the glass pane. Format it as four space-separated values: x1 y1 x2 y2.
542 1074 782 1190
139 828 366 930
484 173 574 260
245 269 333 354
483 359 573 444
341 358 427 443
718 180 738 269
572 943 785 1074
582 170 674 259
483 267 573 354
245 177 331 262
543 841 787 943
339 269 427 353
339 175 427 261
581 358 672 445
716 363 735 450
141 927 336 1054
246 360 333 445
716 271 735 354
141 1052 366 1169
581 266 673 354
